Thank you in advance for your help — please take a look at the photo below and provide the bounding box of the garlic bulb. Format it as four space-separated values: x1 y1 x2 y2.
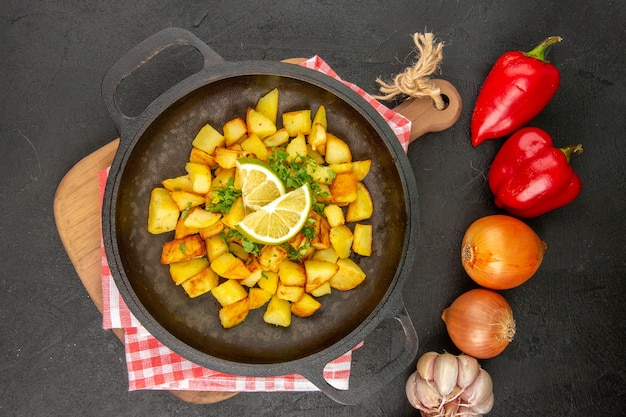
406 351 494 416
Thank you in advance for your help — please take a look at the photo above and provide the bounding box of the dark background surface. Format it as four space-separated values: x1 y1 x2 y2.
1 1 624 416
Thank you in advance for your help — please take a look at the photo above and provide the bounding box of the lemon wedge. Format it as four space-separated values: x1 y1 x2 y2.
235 158 285 211
236 183 312 245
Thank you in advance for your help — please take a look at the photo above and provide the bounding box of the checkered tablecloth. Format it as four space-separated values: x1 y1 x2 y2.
99 56 411 392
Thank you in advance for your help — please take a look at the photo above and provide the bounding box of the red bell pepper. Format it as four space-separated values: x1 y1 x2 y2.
488 127 583 218
471 36 562 146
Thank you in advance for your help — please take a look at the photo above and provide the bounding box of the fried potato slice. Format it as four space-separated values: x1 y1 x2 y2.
255 88 279 124
247 107 277 139
169 257 210 285
324 133 352 165
308 122 327 154
285 133 308 163
160 234 206 264
219 298 249 329
323 204 345 228
291 293 322 318
329 258 366 291
241 134 269 161
161 175 194 193
352 223 373 256
174 216 200 239
185 162 212 195
311 247 339 264
311 212 331 250
276 282 304 303
282 109 311 136
240 258 264 287
211 279 248 307
198 220 225 240
329 224 354 259
258 245 288 272
189 146 217 167
214 147 241 169
183 207 222 229
304 259 339 293
170 190 205 212
310 281 332 297
278 259 306 287
181 266 220 298
248 287 273 310
210 252 251 279
223 117 248 146
192 123 225 155
312 105 327 129
351 160 372 181
330 172 358 205
257 270 279 294
221 196 245 229
205 234 228 262
148 188 179 234
263 128 290 147
345 182 374 222
263 296 292 327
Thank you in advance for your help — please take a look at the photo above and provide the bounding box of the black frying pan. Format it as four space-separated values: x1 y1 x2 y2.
102 28 419 405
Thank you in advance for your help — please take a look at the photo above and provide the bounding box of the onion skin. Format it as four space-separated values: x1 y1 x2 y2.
441 288 516 359
461 214 547 290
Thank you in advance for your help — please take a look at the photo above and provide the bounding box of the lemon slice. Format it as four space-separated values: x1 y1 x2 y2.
235 158 286 211
236 183 312 245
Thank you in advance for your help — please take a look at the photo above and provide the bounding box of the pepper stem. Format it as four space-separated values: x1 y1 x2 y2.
525 36 563 62
560 144 583 163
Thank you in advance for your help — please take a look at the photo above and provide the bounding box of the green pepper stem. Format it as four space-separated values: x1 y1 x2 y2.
525 36 563 62
560 144 583 163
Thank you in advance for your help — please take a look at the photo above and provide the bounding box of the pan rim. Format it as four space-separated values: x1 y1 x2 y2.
102 60 419 377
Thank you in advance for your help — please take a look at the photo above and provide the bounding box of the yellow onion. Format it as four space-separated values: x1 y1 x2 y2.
441 288 515 359
461 214 547 290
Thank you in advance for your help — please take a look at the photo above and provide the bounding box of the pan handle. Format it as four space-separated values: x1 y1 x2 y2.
101 27 224 136
296 302 418 405
393 79 463 143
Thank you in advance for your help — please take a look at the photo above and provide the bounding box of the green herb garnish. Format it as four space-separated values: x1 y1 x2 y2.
268 147 334 214
206 177 242 213
180 201 193 219
226 229 261 257
284 241 312 262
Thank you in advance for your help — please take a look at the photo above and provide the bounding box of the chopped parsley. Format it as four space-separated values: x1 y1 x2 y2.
284 241 312 262
268 147 334 214
206 177 241 213
226 229 261 257
241 238 261 257
302 217 317 239
180 201 193 219
312 201 327 216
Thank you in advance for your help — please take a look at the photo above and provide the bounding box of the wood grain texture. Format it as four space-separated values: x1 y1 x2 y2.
53 139 237 404
395 79 462 143
54 139 118 317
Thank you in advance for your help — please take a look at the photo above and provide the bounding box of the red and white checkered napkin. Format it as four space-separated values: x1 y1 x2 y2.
99 56 411 392
298 56 411 152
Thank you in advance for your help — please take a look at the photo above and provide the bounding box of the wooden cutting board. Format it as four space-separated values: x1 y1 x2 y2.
53 74 460 404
